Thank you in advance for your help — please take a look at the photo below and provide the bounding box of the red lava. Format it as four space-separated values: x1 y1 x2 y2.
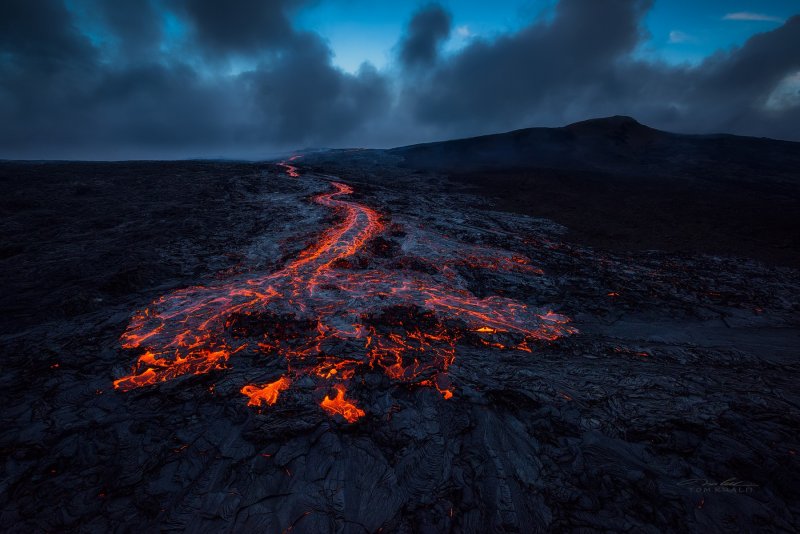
278 155 302 178
114 161 576 422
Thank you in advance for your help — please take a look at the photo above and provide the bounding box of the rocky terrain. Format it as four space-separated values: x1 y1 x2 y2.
305 116 800 267
1 141 798 532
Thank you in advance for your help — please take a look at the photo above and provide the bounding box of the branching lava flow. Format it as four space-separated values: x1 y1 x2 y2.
114 163 576 422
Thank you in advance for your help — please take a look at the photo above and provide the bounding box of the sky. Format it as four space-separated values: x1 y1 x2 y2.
300 1 798 71
0 0 798 159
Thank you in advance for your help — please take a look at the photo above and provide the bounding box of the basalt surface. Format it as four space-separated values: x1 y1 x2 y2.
1 159 798 533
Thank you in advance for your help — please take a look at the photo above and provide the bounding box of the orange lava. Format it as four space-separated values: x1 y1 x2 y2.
320 384 365 423
278 155 302 178
241 376 291 407
113 159 576 422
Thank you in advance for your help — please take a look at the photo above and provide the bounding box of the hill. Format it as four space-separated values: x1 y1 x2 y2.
305 117 800 266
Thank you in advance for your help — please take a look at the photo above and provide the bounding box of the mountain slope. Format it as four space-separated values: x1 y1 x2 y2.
303 117 800 266
389 116 800 184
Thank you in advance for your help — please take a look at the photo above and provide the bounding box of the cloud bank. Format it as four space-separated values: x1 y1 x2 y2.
724 12 785 23
0 0 798 159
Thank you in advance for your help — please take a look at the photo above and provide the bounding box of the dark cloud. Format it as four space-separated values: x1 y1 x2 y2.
80 0 163 59
242 37 390 145
398 4 451 68
403 0 654 132
0 0 94 68
0 0 798 159
683 15 800 138
0 0 389 159
176 0 308 57
402 1 800 142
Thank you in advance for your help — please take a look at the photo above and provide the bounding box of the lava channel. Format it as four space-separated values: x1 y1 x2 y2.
114 161 576 422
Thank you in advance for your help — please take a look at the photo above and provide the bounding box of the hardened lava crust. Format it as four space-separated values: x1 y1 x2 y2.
0 157 798 533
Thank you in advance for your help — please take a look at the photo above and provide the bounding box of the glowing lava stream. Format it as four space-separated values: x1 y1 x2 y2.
114 161 576 422
278 154 302 178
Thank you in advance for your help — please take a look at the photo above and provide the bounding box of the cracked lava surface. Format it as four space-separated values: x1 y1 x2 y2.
3 157 799 532
113 163 575 421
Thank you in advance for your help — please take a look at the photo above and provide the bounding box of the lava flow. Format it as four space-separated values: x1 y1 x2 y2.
114 161 576 422
278 154 302 178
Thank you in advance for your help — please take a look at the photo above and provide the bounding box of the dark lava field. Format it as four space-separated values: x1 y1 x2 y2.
1 123 799 533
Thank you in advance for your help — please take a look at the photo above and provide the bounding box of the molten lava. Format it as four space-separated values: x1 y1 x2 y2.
241 376 291 407
278 154 302 178
320 384 365 423
114 159 576 422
